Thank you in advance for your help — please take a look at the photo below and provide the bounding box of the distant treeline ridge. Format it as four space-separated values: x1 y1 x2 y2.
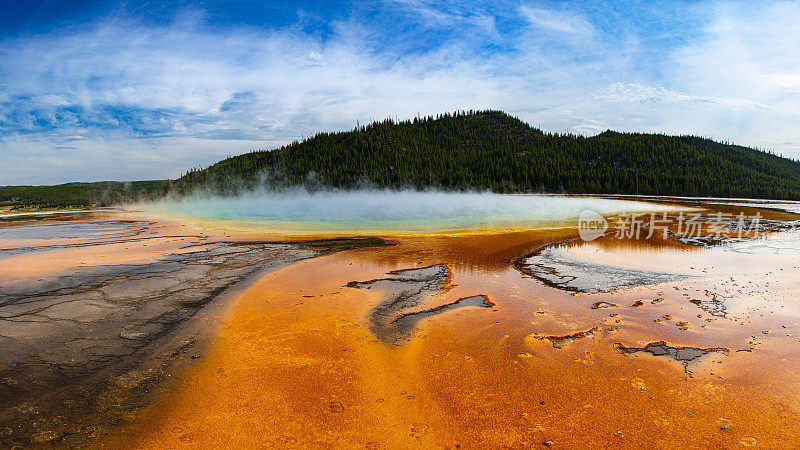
4 110 800 208
174 110 800 200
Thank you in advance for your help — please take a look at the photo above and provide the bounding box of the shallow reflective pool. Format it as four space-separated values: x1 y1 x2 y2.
140 191 673 232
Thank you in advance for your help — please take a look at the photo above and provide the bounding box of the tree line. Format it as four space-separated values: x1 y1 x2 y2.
175 110 800 200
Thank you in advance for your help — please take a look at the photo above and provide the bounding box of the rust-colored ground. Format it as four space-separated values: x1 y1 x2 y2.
99 211 800 449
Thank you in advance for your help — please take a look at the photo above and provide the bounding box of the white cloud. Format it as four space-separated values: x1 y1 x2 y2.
763 74 800 93
662 1 800 154
596 82 768 110
0 15 515 183
387 0 498 33
1 1 800 184
519 6 593 35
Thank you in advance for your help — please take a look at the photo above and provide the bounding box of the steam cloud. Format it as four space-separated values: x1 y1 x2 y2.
140 189 672 233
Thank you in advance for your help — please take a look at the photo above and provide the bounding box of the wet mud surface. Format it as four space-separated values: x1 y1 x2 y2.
614 341 730 375
528 327 601 349
0 217 386 447
5 202 800 448
517 244 696 293
0 219 141 241
516 213 800 296
0 210 98 225
346 265 493 343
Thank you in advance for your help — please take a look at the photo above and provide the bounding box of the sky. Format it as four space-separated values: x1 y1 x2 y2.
1 0 799 184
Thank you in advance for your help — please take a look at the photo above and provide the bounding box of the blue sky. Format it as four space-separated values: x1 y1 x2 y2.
1 0 799 184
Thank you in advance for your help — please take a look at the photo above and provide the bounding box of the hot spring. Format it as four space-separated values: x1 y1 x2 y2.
139 191 674 234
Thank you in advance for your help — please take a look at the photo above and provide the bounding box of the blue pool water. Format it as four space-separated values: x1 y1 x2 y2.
141 191 672 233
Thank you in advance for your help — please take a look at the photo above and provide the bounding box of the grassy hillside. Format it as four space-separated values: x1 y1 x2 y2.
0 181 170 209
174 110 800 200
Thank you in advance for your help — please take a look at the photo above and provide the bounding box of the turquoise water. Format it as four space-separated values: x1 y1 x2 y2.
142 191 671 233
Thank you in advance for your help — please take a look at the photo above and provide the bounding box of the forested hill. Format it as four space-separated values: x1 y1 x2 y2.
175 110 800 200
0 181 169 209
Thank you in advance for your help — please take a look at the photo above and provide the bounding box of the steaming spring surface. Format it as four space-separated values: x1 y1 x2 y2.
143 191 671 232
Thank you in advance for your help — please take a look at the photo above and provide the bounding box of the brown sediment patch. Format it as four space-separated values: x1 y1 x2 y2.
690 291 728 317
613 341 730 374
346 264 493 343
591 301 617 309
358 228 578 273
527 327 601 349
0 209 101 226
388 295 494 334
